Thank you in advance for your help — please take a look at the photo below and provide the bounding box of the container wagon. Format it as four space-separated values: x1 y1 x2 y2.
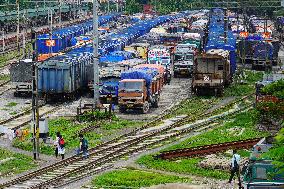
118 64 164 113
192 8 236 96
237 37 280 70
37 13 121 54
37 50 93 102
10 59 34 97
192 49 231 96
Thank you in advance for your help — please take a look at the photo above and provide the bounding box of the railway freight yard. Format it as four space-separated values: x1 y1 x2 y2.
0 0 284 189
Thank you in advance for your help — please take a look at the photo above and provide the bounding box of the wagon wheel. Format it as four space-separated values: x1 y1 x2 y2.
142 101 150 114
119 106 126 113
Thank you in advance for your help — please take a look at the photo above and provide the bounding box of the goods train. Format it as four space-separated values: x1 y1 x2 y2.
35 13 187 101
237 15 280 70
10 13 120 97
192 8 236 96
36 13 121 54
237 35 280 70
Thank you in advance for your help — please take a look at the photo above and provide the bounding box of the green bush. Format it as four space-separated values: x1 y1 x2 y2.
224 70 263 97
78 111 114 122
0 74 9 81
5 102 18 107
261 79 284 99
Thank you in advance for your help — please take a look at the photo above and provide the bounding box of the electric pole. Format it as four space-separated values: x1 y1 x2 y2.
2 30 5 53
93 0 99 106
23 10 26 58
16 0 20 53
59 0 62 29
107 0 110 13
154 0 157 15
31 27 39 160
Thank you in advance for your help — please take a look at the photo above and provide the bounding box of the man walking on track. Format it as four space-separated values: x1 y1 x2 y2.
79 134 89 159
228 149 242 188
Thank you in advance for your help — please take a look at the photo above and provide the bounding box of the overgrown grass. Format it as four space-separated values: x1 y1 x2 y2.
101 118 143 130
9 111 17 115
5 102 18 107
137 155 229 179
165 110 267 151
137 110 268 179
13 117 144 155
0 44 32 67
224 70 263 97
0 148 37 177
92 168 191 188
13 118 102 155
0 74 9 81
166 97 220 118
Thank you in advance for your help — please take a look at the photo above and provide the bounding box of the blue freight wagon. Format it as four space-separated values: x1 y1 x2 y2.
237 34 280 69
37 13 121 54
37 51 93 101
192 8 236 96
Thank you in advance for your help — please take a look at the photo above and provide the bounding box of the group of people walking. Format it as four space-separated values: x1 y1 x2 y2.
54 132 89 160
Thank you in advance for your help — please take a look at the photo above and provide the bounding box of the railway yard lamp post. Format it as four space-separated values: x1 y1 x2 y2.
93 0 100 106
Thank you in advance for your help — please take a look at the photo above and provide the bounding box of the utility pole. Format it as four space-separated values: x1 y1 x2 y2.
49 8 53 55
93 0 99 106
23 10 26 58
32 64 37 160
31 27 39 160
107 0 110 13
16 0 20 53
154 0 157 15
2 30 5 53
59 0 62 28
116 0 119 12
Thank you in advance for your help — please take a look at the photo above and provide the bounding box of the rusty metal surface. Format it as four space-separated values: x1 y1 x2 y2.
157 138 263 160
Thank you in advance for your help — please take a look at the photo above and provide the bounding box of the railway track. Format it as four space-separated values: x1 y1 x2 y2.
157 137 263 160
0 80 12 96
0 95 254 189
0 102 63 139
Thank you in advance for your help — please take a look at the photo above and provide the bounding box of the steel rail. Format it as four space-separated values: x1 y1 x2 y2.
0 95 253 188
157 137 263 160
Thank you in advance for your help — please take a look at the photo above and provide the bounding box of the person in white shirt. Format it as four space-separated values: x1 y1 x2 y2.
228 149 241 188
53 132 60 158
